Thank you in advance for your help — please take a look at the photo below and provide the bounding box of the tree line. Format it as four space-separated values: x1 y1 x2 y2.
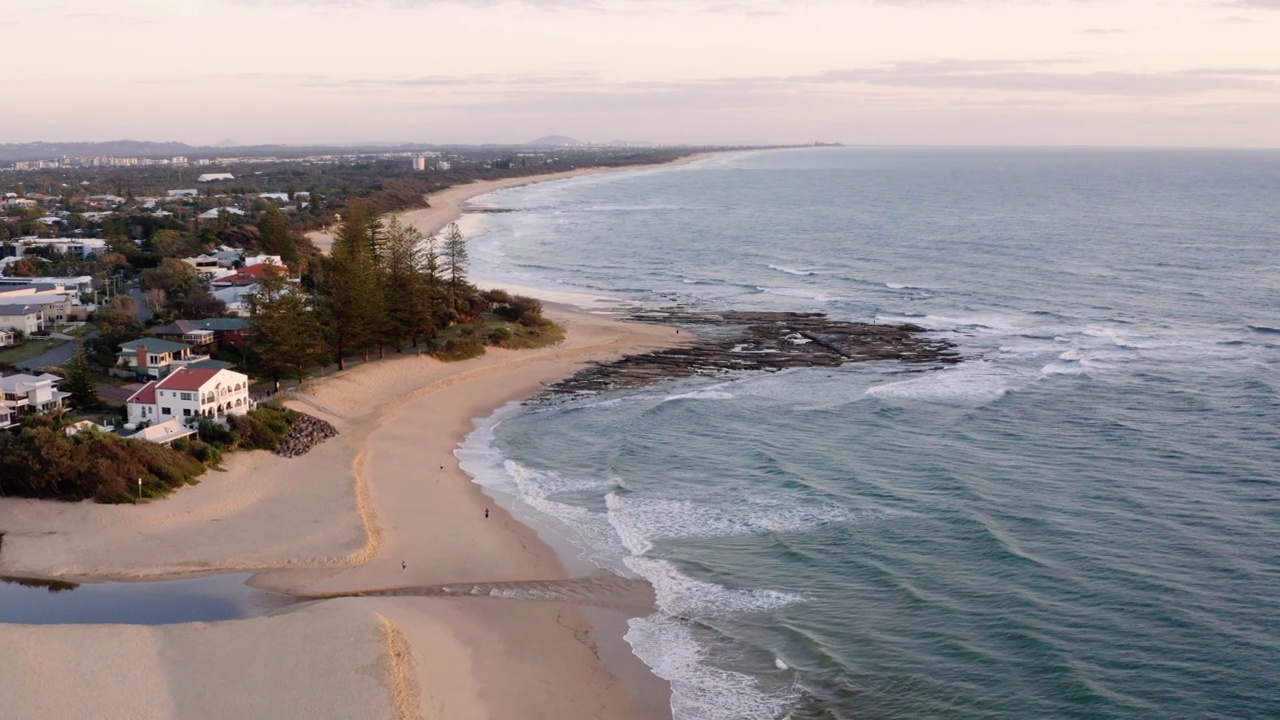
245 202 549 383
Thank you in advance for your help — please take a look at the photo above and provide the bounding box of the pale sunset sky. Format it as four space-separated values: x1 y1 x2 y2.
4 0 1279 147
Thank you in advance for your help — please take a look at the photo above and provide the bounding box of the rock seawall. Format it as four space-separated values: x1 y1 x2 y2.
274 412 339 458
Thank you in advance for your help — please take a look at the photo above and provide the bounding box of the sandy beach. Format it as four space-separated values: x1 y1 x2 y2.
307 152 717 254
0 305 681 719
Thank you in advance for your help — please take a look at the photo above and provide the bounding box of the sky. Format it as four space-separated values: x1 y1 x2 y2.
4 0 1280 147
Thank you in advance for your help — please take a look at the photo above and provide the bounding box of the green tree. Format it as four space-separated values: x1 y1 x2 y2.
147 229 200 258
140 257 198 297
247 269 323 384
420 233 452 336
316 201 386 368
441 222 470 313
62 339 99 410
256 205 298 264
378 218 430 350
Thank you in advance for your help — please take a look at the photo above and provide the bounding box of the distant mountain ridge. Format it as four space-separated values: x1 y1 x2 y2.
527 135 583 147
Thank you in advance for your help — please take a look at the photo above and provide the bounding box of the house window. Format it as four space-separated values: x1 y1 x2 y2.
161 407 171 415
183 409 192 417
180 392 193 401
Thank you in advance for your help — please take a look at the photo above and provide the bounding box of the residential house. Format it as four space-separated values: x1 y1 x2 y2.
242 255 284 268
0 303 47 335
84 194 126 207
65 419 115 436
0 276 93 302
15 238 108 260
150 318 249 350
0 329 14 348
209 263 288 317
167 189 199 198
116 338 208 379
0 292 76 330
197 318 249 348
0 373 69 429
180 254 224 279
212 284 256 317
125 367 253 427
197 207 245 221
150 320 216 348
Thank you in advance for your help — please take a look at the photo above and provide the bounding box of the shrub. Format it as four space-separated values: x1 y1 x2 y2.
197 419 237 447
0 417 208 504
228 407 299 451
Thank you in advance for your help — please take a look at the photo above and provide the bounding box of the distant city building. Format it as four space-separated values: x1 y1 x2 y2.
436 161 451 171
413 155 426 171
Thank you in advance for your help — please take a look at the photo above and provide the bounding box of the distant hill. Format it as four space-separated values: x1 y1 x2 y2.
0 140 196 162
528 135 583 147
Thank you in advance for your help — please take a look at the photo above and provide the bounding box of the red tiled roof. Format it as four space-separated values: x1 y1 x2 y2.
155 368 222 392
235 263 286 280
127 381 158 405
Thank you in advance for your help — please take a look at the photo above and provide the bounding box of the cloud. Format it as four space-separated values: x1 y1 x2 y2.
227 0 811 11
285 58 1280 106
1217 0 1280 7
781 59 1280 96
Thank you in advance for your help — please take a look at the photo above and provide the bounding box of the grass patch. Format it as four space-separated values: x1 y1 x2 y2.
485 318 566 349
0 339 64 365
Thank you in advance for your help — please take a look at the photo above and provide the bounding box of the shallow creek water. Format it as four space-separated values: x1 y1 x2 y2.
0 573 295 625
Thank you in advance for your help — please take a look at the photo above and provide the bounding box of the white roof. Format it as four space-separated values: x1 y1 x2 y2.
0 372 60 392
198 207 246 220
197 173 235 182
243 255 282 267
130 418 197 444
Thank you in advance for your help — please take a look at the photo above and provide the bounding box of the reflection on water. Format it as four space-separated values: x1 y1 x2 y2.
0 573 297 625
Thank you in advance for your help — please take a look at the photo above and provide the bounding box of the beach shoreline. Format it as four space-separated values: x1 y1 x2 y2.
307 150 721 254
0 302 683 719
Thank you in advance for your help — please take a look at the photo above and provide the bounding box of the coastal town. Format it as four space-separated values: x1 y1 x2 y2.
0 143 641 501
0 140 677 483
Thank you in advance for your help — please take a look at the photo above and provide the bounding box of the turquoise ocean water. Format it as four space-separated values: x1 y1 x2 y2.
454 148 1280 719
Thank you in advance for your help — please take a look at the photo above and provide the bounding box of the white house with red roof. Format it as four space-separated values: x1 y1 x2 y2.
125 367 254 428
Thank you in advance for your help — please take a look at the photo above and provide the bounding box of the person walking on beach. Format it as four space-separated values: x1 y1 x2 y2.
401 561 407 571
484 508 489 519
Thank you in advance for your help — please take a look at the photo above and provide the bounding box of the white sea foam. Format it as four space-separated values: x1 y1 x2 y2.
606 492 862 555
626 557 804 617
767 264 818 276
756 286 843 302
456 408 629 566
865 361 1012 405
664 382 737 403
627 613 800 720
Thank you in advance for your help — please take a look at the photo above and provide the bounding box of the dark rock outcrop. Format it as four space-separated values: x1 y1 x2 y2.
274 412 339 458
543 309 960 397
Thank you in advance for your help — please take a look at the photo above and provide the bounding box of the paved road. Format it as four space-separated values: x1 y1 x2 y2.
128 287 153 322
18 330 98 372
